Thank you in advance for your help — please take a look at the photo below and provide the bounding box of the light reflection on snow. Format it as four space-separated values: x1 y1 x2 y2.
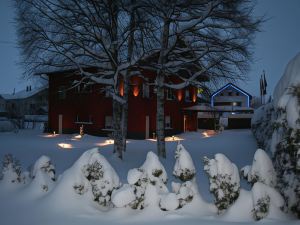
147 136 184 142
95 139 114 146
58 143 73 149
41 134 59 138
71 134 82 141
202 130 217 138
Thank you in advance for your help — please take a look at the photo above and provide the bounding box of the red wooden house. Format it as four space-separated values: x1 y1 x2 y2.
46 69 203 139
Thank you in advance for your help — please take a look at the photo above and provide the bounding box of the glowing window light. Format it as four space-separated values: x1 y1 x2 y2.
177 89 183 101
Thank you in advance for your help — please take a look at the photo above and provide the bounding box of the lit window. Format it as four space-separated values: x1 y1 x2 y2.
105 116 113 129
165 116 171 128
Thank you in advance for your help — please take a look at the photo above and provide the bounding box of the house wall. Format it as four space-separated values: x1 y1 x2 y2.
213 86 249 107
48 72 198 138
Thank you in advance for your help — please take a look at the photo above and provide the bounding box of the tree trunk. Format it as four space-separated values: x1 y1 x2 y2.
113 99 123 159
156 18 170 158
121 0 136 153
156 75 166 158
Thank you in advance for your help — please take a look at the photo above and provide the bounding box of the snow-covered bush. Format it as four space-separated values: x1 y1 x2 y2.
173 144 196 182
113 151 168 209
172 144 197 208
251 182 285 221
30 155 56 192
72 148 120 206
252 54 300 217
241 149 276 187
0 154 25 184
203 154 240 213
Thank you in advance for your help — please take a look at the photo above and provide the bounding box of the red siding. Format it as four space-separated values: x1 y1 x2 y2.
48 71 198 138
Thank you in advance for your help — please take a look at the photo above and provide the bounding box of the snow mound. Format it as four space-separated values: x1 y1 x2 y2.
160 193 179 211
111 184 135 208
241 149 277 187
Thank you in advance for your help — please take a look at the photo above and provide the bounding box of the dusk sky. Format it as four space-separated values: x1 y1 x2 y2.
0 0 300 97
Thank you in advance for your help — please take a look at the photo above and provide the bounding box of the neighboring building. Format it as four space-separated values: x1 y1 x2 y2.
45 69 204 139
0 95 7 117
185 83 254 129
2 86 48 118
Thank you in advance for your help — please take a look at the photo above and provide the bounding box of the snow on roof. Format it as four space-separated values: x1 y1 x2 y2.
1 86 47 100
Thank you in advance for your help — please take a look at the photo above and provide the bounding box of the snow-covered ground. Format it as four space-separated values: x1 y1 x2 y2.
0 130 298 225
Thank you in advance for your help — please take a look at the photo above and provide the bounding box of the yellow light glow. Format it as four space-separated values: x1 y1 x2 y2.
202 130 217 138
58 143 73 149
147 136 184 142
41 134 59 138
95 139 115 146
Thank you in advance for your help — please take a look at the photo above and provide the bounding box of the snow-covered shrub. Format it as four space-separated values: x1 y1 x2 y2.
111 184 136 208
172 144 197 208
251 53 300 217
115 151 168 209
203 154 240 213
0 154 25 184
251 182 285 221
173 144 196 182
72 148 120 206
241 149 276 187
30 155 56 192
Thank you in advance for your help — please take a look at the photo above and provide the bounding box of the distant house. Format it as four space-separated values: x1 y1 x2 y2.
43 68 207 139
185 83 254 129
0 95 7 117
0 86 48 129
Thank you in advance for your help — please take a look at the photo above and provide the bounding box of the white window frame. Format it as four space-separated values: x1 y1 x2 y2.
143 83 150 98
165 116 171 129
105 116 113 129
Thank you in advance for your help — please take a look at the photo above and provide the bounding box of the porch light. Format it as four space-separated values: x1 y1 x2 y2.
119 80 124 96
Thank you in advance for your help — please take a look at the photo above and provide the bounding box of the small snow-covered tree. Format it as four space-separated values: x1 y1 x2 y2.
173 144 196 182
203 154 240 213
0 154 25 184
171 143 197 208
241 149 277 187
113 151 168 209
72 148 120 206
251 182 285 221
30 155 56 192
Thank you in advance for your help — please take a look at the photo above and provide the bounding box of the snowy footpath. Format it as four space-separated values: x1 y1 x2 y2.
0 130 298 225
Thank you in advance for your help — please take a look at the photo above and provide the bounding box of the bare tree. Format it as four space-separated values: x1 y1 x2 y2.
137 0 262 158
15 0 154 159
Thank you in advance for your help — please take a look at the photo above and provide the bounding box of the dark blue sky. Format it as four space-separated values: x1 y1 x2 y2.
0 0 300 96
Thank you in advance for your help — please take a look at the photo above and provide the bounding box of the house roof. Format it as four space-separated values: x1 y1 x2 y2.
210 83 252 98
1 86 48 100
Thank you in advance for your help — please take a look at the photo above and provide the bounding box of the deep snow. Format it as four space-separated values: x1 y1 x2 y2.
0 130 298 225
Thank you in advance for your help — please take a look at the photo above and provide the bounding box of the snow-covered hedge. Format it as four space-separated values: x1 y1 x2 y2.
112 151 169 209
251 53 300 217
203 154 240 213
